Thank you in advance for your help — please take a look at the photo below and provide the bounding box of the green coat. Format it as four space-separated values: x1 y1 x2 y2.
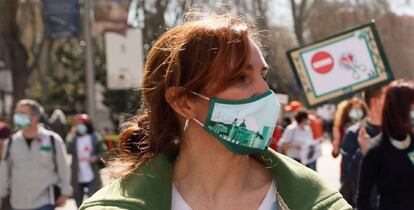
80 149 351 210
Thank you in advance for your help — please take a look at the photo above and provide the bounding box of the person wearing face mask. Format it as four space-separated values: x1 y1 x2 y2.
0 99 72 210
348 107 364 122
338 86 387 208
79 12 350 210
65 114 106 207
332 97 368 158
357 80 414 210
278 111 321 171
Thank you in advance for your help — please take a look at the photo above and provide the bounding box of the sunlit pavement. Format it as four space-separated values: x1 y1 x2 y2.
316 139 341 190
58 140 342 209
57 168 114 210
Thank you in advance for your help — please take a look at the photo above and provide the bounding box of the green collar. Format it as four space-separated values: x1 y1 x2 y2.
119 150 294 209
83 149 350 210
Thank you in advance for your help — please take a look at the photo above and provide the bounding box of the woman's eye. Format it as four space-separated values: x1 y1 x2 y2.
236 75 248 83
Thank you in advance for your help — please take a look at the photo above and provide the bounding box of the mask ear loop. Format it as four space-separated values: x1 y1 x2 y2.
190 91 210 101
183 118 204 131
183 119 189 131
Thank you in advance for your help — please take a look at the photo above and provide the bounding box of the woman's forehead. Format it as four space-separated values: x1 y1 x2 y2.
247 39 267 68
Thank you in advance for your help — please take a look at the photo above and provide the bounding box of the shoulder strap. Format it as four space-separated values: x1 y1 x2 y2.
50 135 58 173
3 136 13 160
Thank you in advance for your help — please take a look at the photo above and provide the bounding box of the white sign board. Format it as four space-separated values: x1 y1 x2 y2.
105 28 144 89
287 22 393 107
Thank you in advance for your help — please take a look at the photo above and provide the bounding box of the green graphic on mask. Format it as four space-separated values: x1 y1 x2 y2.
192 90 280 155
206 118 271 149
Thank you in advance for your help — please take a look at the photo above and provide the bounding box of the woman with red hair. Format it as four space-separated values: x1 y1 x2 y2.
357 80 414 210
80 12 350 210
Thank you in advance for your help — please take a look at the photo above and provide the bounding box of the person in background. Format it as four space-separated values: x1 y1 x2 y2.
316 104 336 140
80 13 350 210
269 123 283 152
339 86 387 208
0 99 72 210
0 121 11 210
358 80 414 210
284 101 324 142
283 101 324 168
278 110 319 170
48 109 69 142
0 121 11 159
66 114 106 207
332 97 368 158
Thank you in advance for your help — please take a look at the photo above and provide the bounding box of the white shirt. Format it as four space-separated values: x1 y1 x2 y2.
171 181 277 210
76 134 95 183
278 123 314 162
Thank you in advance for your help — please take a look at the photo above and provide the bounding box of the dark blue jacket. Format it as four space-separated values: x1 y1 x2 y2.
340 121 380 208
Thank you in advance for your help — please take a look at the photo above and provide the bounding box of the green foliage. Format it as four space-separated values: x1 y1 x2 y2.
53 39 141 115
53 40 87 111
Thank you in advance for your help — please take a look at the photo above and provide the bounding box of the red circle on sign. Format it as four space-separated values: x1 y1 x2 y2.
311 51 334 74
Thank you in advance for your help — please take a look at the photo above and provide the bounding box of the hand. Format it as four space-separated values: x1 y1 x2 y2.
358 126 370 155
56 195 68 207
331 147 339 158
331 139 340 158
282 144 301 152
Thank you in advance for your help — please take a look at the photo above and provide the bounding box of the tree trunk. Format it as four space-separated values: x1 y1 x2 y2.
290 0 307 46
2 0 30 111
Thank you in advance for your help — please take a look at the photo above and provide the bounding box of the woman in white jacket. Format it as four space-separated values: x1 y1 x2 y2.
278 110 320 170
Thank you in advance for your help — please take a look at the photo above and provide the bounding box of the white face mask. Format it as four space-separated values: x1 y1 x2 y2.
349 108 364 121
189 90 281 155
410 109 414 127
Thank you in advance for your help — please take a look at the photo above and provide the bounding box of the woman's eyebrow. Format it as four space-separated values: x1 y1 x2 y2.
244 64 269 72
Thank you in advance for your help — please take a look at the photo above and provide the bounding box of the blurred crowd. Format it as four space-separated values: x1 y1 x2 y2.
270 79 414 209
0 100 108 210
0 79 413 210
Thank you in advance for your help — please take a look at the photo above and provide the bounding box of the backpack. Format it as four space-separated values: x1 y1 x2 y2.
3 135 57 164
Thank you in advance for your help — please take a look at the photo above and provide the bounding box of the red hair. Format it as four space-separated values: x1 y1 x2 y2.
382 80 414 139
109 13 259 175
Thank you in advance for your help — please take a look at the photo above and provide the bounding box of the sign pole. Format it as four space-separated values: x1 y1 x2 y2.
84 0 96 122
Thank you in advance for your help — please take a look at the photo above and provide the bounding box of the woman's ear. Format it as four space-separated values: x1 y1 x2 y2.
165 86 197 119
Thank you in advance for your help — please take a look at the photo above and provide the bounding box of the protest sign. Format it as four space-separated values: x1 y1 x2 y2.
287 21 393 107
